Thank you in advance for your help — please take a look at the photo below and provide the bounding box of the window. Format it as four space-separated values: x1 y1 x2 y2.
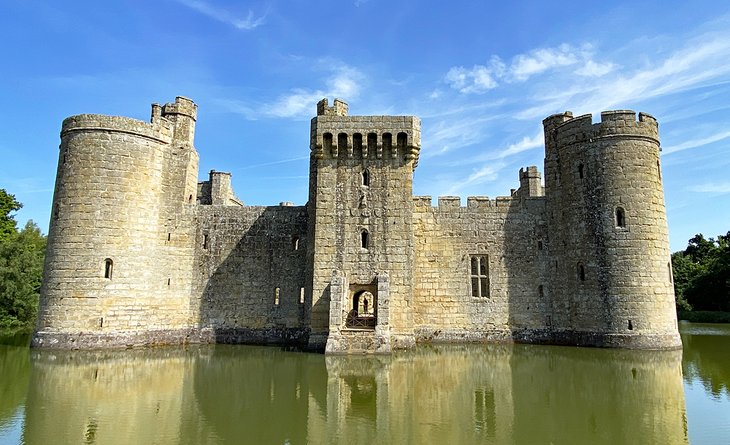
628 319 633 330
274 287 280 306
615 207 626 228
578 163 584 179
538 285 544 298
104 258 113 279
537 240 543 251
203 234 208 249
299 287 305 304
470 255 490 298
361 229 369 249
361 169 370 187
292 235 300 251
577 262 585 282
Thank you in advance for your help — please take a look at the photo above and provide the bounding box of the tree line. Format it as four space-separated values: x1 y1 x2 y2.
672 232 730 315
0 189 46 331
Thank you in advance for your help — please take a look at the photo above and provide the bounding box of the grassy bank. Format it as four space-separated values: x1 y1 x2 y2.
678 311 730 324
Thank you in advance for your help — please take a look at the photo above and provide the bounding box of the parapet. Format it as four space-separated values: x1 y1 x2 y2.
547 110 659 149
197 170 243 206
311 99 421 166
61 113 173 144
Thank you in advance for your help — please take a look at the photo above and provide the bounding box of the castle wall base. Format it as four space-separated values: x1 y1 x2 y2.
30 328 212 350
536 329 683 350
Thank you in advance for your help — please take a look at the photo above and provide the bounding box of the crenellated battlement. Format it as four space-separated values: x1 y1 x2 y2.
550 109 659 149
311 99 421 165
413 194 542 211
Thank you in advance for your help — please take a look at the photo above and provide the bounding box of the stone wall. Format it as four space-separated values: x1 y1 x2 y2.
192 204 309 345
412 191 549 342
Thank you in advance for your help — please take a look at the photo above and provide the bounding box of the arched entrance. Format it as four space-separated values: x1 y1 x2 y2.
346 289 377 329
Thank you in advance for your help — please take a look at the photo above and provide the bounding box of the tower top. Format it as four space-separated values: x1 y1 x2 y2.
317 98 349 116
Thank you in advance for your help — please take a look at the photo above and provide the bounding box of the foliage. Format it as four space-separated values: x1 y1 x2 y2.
672 232 730 314
0 189 46 330
0 189 22 242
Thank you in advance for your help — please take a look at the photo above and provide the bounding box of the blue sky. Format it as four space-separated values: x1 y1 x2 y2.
1 0 729 251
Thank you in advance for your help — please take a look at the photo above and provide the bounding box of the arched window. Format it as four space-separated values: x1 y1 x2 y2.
615 207 626 228
361 169 370 187
104 258 113 279
577 262 585 282
578 163 584 179
361 230 369 249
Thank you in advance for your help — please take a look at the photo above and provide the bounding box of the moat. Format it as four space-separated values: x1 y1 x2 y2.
1 322 728 444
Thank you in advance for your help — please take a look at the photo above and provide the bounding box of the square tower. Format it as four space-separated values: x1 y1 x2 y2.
305 99 421 353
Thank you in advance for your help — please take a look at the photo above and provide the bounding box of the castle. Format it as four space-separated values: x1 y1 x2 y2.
32 96 681 352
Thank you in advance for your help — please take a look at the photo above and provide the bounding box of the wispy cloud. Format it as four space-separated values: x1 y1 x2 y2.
218 62 365 120
445 44 614 94
688 182 730 194
174 0 267 30
444 161 507 195
663 130 730 155
238 156 309 170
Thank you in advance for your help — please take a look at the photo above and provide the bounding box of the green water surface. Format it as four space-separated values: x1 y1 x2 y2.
1 322 728 444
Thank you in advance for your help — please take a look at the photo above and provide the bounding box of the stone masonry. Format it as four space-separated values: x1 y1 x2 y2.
32 97 681 352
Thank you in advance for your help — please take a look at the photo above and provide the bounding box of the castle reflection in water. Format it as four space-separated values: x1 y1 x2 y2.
21 344 687 444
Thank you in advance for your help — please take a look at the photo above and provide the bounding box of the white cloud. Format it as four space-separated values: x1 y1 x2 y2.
174 0 266 30
663 130 730 155
444 161 507 195
575 60 616 77
498 132 544 158
688 182 730 194
217 63 365 120
510 44 578 81
444 44 612 93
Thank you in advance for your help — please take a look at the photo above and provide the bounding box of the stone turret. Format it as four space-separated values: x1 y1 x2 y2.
543 110 680 349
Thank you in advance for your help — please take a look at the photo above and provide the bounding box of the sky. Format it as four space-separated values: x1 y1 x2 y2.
1 0 729 252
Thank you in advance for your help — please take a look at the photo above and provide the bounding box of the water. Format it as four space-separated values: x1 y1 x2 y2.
0 323 728 445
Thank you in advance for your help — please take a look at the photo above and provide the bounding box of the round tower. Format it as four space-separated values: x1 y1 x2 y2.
544 110 680 349
33 98 199 348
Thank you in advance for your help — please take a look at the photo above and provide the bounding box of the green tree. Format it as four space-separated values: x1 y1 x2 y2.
0 221 46 329
0 189 22 241
674 232 730 313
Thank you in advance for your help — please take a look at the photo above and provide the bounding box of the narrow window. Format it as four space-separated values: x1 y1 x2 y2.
538 285 544 298
362 169 370 187
615 207 626 228
470 255 490 298
367 133 377 156
292 235 300 251
383 132 393 157
167 278 171 286
537 240 543 251
578 163 584 179
361 230 369 249
274 287 280 306
167 233 171 242
299 287 305 304
99 317 104 328
628 319 633 330
53 208 59 220
577 263 585 282
657 160 662 180
188 194 193 203
203 234 208 249
104 258 113 279
397 132 407 149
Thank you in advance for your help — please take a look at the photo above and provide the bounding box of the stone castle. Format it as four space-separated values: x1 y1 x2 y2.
32 96 681 352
